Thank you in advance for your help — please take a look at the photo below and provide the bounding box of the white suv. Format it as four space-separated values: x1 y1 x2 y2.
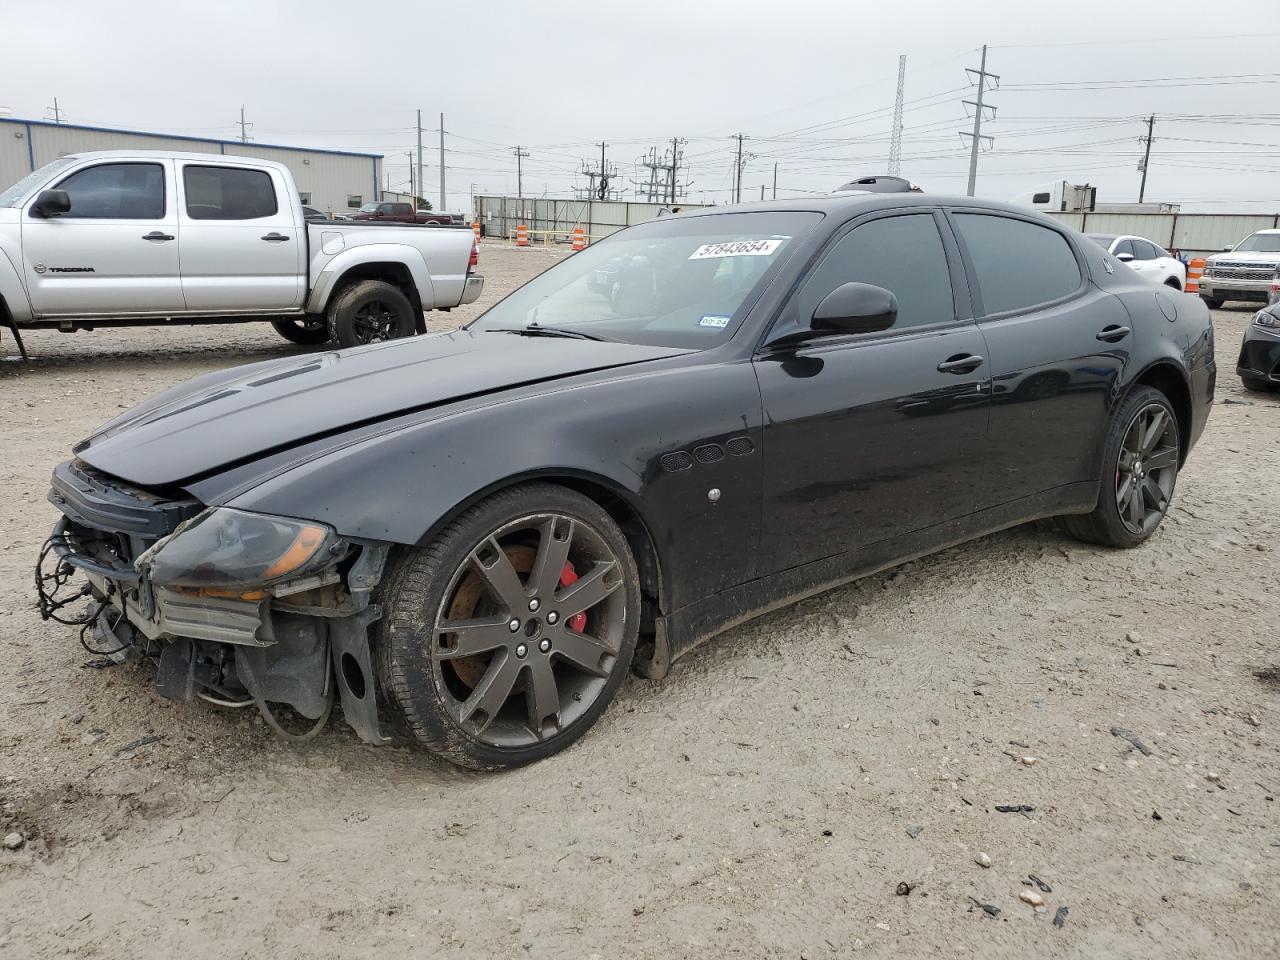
1086 234 1187 291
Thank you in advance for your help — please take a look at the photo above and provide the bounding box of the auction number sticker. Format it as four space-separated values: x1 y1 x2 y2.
688 239 784 260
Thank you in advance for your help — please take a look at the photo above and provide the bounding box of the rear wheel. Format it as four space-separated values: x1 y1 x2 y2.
375 483 640 769
326 280 417 348
1062 387 1180 548
270 316 330 345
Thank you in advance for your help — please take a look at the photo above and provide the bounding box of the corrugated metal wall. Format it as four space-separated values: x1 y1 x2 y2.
476 195 712 243
0 118 381 218
1046 210 1280 256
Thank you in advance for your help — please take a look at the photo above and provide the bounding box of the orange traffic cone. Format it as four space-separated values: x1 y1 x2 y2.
471 220 480 241
572 226 586 251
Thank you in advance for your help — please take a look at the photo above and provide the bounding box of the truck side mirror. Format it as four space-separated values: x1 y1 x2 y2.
31 189 71 218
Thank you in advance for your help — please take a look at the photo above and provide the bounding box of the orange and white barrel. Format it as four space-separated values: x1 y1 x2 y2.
572 226 586 251
515 223 529 247
1185 257 1205 294
471 220 481 241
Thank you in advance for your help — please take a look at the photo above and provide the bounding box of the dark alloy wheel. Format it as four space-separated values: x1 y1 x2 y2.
327 279 417 349
1113 402 1179 536
1062 386 1180 548
270 316 330 345
375 483 640 769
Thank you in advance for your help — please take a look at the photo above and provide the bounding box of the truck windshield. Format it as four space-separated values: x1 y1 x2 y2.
0 157 79 207
469 211 822 349
1232 233 1280 253
358 203 380 213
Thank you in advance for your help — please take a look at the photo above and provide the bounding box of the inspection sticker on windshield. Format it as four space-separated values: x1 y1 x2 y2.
688 239 784 260
699 315 731 328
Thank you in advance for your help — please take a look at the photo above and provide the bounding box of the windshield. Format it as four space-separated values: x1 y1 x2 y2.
469 211 821 349
1232 232 1280 253
0 157 79 208
358 203 380 213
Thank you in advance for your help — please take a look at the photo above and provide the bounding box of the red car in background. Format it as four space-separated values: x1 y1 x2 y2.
352 201 456 226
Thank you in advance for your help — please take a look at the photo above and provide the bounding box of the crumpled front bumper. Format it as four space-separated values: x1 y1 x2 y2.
1237 324 1280 383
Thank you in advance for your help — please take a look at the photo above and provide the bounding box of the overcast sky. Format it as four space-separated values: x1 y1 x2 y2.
6 0 1280 213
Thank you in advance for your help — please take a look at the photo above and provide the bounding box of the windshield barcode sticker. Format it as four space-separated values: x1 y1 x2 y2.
688 239 784 260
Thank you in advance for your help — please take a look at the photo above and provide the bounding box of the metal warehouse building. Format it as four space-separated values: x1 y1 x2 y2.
0 117 382 217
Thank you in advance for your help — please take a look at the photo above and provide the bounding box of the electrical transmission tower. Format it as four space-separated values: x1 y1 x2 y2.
46 98 63 124
576 142 620 201
959 45 998 197
238 105 253 143
632 141 690 203
888 55 906 176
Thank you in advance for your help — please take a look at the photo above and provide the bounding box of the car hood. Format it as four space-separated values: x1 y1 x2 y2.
1208 250 1280 263
76 331 690 488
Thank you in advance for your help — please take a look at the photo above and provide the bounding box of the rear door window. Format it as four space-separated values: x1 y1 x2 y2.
183 166 278 220
952 213 1082 316
54 162 165 219
1112 239 1135 258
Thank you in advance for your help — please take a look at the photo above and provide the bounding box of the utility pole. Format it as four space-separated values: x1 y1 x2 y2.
512 146 529 199
405 152 414 202
772 162 778 200
960 45 999 197
733 134 746 203
415 110 424 210
760 184 765 201
238 105 252 143
1138 115 1155 203
439 112 446 212
47 97 63 124
888 55 906 176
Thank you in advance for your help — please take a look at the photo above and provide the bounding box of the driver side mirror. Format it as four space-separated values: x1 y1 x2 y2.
1115 252 1135 263
1222 244 1234 252
30 189 71 218
811 282 898 335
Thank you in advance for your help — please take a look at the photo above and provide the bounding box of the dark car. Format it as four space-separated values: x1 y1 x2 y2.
37 195 1215 769
302 205 327 221
1237 302 1280 391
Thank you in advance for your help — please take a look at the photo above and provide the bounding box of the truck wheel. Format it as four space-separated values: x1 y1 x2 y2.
327 280 416 348
270 317 330 345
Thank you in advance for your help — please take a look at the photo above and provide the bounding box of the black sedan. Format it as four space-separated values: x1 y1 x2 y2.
1238 302 1280 391
38 195 1215 768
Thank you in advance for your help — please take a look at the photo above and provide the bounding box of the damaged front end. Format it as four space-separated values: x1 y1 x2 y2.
37 458 390 744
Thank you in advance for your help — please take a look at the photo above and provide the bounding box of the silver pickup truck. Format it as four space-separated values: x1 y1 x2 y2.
0 150 483 355
1199 228 1280 309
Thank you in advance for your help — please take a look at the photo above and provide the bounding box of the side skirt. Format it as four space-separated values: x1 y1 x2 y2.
641 481 1098 678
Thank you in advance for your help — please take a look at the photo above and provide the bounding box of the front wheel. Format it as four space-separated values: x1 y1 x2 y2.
1062 387 1180 548
326 280 417 349
270 316 330 345
374 483 641 769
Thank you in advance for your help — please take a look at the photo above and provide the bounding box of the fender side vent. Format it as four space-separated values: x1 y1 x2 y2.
726 437 755 457
694 444 725 464
660 451 694 473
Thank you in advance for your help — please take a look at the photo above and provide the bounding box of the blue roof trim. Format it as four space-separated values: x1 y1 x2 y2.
1 117 383 160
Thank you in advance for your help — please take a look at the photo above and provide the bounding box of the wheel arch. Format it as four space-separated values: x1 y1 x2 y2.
1129 359 1193 465
307 247 432 331
413 467 669 619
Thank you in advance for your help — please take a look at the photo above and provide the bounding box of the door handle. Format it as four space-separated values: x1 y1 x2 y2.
142 231 174 241
261 232 291 242
937 353 985 374
1096 325 1131 342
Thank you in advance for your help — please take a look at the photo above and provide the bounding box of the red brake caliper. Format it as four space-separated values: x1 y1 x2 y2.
558 562 588 633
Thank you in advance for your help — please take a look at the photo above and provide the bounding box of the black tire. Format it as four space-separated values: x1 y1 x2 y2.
270 316 330 345
1201 297 1225 310
326 279 416 349
1062 386 1180 548
374 482 641 770
1241 375 1274 393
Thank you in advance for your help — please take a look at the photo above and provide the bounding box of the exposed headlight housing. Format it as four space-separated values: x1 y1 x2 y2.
141 508 344 596
1254 309 1280 330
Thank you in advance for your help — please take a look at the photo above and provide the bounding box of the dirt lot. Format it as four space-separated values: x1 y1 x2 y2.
1 242 1277 959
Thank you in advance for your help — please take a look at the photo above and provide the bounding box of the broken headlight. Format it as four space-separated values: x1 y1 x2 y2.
143 508 344 596
1254 309 1280 330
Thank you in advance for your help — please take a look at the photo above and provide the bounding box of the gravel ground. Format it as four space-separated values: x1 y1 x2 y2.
1 242 1277 959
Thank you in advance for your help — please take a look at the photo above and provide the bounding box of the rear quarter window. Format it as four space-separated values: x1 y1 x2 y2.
953 213 1081 316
